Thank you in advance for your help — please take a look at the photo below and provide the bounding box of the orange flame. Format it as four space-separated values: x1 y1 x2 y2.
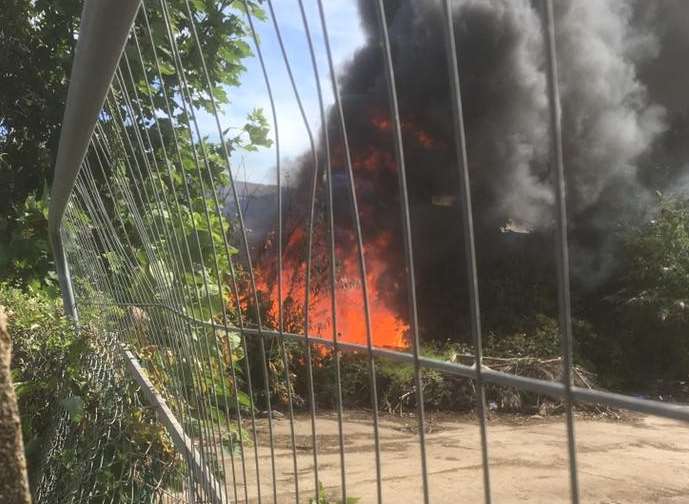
255 230 408 349
371 111 439 149
371 114 392 131
246 111 446 350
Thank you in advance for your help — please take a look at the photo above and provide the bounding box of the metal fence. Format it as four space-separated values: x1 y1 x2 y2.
49 0 689 503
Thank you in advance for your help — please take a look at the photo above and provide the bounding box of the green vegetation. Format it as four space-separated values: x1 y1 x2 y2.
3 283 81 470
0 0 266 289
585 195 689 388
309 482 360 504
1 0 270 499
2 284 183 500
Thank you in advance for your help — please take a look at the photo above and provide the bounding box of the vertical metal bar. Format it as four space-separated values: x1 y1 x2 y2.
99 100 221 476
294 3 350 502
313 2 384 502
129 5 234 494
440 1 492 502
115 54 236 500
260 1 323 499
228 3 284 499
159 3 270 501
542 1 580 502
134 9 253 499
67 178 200 492
301 157 323 501
372 2 430 502
88 130 156 296
151 1 265 499
138 6 256 502
123 347 227 504
88 122 218 498
76 178 201 498
72 168 194 443
116 46 243 498
54 235 79 323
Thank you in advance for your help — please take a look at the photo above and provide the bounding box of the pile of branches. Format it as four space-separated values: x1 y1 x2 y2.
289 344 621 418
477 355 619 417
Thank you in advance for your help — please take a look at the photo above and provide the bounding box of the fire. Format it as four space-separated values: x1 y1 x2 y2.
371 114 391 131
310 231 408 348
254 230 409 349
355 148 396 174
415 129 435 148
371 111 438 149
245 111 446 350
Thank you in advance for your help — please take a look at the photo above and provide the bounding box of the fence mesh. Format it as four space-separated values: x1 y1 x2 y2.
47 0 689 503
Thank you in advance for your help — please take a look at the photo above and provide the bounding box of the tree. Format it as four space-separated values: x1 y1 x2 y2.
0 0 267 288
0 0 81 286
1 0 272 500
603 196 689 384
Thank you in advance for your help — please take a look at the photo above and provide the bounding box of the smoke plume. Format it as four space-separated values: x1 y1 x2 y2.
257 0 689 346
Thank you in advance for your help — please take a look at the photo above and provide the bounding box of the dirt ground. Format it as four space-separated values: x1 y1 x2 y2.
217 410 689 503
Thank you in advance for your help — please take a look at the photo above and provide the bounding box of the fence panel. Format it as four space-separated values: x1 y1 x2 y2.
49 0 689 503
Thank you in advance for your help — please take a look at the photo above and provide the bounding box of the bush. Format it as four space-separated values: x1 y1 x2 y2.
588 196 689 387
1 283 80 474
1 284 182 501
273 318 606 416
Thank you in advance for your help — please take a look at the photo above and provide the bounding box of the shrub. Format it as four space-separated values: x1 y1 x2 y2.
1 284 182 501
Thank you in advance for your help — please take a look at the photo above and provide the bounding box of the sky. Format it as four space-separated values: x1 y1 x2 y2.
195 0 366 185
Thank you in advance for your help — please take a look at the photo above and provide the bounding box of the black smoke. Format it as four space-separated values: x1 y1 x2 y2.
268 0 689 346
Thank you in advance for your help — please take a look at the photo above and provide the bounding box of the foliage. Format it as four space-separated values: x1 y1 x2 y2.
0 0 274 495
0 0 271 500
309 482 360 504
273 320 606 415
2 283 80 469
594 195 689 385
47 0 273 462
484 314 562 359
0 190 58 292
0 0 81 266
2 283 182 500
0 0 267 288
620 196 689 323
281 343 476 414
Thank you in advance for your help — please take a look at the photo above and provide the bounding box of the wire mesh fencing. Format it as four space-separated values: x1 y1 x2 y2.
48 0 689 503
29 321 191 504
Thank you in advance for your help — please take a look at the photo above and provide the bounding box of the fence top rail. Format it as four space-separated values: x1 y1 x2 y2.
48 0 140 242
49 0 141 319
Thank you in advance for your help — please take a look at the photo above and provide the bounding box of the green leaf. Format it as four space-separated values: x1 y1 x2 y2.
60 396 84 424
158 60 176 76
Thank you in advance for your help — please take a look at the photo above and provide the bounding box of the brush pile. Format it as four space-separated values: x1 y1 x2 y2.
289 343 621 418
447 353 620 417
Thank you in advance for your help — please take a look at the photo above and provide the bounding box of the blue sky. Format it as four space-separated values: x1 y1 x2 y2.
195 0 366 185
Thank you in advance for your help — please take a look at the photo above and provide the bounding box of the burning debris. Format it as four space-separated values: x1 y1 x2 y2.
242 0 689 355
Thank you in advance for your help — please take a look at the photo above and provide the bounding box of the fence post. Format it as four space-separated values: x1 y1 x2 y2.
53 235 78 323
